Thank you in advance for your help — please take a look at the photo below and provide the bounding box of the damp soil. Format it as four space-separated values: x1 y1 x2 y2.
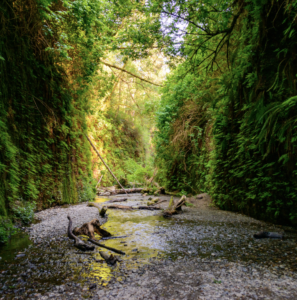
0 193 297 299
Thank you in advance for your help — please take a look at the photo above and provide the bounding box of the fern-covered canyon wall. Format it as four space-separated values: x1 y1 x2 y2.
0 0 163 240
155 0 297 225
0 0 95 218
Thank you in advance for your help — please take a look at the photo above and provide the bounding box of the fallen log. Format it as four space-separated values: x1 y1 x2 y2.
88 202 109 217
105 204 133 210
106 198 127 203
88 238 125 255
163 195 186 217
148 197 159 205
88 202 102 209
106 204 161 210
115 188 143 194
165 191 179 196
89 202 160 211
141 187 166 195
254 232 283 239
100 235 129 241
67 216 95 251
150 199 167 206
135 206 161 210
72 218 111 239
99 251 121 265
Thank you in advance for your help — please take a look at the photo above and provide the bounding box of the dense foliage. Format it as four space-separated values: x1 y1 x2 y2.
155 0 297 225
86 54 166 186
0 0 163 234
2 0 297 244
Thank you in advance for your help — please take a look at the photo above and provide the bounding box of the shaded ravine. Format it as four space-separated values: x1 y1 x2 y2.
0 194 296 299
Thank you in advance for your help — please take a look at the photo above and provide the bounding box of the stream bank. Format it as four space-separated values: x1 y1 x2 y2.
0 193 297 299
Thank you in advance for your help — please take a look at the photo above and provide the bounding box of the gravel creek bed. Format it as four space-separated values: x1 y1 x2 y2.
0 193 297 299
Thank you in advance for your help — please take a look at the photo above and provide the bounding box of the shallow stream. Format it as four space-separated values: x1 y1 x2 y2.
0 194 297 299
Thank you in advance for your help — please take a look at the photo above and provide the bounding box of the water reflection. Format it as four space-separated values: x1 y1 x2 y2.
77 196 173 284
0 232 31 262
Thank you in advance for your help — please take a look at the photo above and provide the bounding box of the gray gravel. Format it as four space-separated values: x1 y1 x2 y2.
1 193 297 299
29 203 106 243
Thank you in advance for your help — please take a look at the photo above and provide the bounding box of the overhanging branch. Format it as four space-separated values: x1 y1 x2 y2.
101 61 163 87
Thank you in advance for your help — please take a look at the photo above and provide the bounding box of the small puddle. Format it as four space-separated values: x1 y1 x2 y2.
0 233 32 262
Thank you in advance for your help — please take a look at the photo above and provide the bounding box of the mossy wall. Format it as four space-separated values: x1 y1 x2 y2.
0 0 95 215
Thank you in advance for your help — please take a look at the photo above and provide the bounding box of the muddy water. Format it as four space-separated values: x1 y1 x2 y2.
0 194 297 299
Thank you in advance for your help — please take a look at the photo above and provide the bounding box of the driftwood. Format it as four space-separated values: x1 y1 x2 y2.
115 188 143 194
163 195 186 217
99 206 107 217
147 197 159 205
106 204 161 210
89 202 133 211
67 216 95 251
88 202 160 211
88 202 109 216
99 251 121 265
89 238 125 255
101 235 129 240
106 204 133 210
88 202 102 209
135 205 161 210
72 218 111 239
142 187 166 195
175 195 186 211
254 232 283 239
150 199 167 206
165 191 179 196
106 198 127 203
